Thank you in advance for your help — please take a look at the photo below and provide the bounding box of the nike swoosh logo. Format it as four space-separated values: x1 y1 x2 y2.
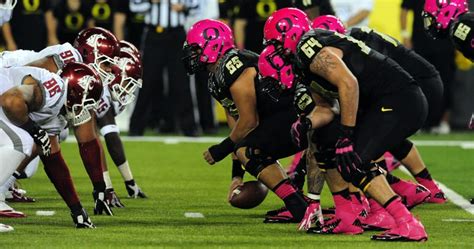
381 107 393 112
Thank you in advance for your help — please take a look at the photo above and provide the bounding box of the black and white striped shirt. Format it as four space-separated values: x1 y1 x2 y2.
130 0 199 27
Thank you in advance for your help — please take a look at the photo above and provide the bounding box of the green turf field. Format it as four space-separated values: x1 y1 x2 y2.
1 133 473 248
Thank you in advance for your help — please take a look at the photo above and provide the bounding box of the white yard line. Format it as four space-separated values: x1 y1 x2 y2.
399 167 474 215
184 212 205 218
64 136 474 146
441 219 474 222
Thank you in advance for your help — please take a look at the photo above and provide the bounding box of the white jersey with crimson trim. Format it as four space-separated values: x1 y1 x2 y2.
95 87 126 119
0 66 68 135
0 43 83 71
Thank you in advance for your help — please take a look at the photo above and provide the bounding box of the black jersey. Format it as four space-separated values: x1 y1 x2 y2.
292 0 334 15
450 12 474 61
295 29 416 108
208 49 293 118
349 27 439 79
90 0 116 31
53 1 91 44
208 49 258 117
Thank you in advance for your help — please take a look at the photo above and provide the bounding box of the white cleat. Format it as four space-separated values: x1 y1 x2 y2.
0 223 14 232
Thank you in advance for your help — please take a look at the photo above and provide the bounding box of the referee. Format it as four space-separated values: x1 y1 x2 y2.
129 0 198 136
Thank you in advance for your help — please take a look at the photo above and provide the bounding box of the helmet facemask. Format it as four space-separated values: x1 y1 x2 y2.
182 42 208 75
109 58 143 106
65 76 101 126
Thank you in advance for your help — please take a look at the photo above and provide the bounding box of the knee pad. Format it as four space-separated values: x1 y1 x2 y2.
243 147 276 178
351 163 384 192
100 124 120 137
313 145 336 171
389 139 413 160
23 156 40 178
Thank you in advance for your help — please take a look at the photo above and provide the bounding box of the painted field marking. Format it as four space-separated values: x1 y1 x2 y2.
442 219 474 222
184 212 205 218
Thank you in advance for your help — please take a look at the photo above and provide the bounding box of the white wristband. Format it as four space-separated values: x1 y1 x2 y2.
400 30 410 39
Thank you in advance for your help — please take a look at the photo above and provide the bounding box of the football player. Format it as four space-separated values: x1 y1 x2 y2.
95 41 147 199
0 28 146 210
182 19 337 223
0 62 102 228
313 15 447 204
263 8 428 241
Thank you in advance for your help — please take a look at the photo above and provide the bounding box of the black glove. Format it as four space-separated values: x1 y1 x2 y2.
20 119 51 157
208 137 235 163
232 159 245 179
334 125 362 182
290 116 312 148
293 84 316 116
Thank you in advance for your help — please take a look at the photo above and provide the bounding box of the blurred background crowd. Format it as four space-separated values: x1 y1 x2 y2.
1 0 473 136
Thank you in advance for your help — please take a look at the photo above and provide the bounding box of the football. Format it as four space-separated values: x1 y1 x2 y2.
229 181 269 209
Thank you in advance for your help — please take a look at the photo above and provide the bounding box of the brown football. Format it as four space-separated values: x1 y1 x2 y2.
229 181 269 209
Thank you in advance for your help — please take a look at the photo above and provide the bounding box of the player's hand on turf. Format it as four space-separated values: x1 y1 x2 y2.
228 177 244 202
290 116 312 148
93 191 114 216
335 125 362 182
293 84 316 116
105 189 125 208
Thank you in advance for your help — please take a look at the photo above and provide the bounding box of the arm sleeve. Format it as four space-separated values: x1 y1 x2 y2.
401 0 414 10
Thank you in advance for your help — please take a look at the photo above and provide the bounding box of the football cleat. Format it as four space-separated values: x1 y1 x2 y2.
71 208 96 228
392 181 431 209
105 188 125 208
0 201 26 218
0 223 14 232
264 209 298 223
371 216 427 242
298 200 324 231
362 199 396 231
307 216 364 235
266 206 287 217
6 188 36 203
93 191 114 216
426 190 447 204
125 181 147 198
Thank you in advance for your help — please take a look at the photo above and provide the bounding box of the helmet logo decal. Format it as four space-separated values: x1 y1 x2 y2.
203 27 220 41
275 17 293 33
86 34 106 47
78 75 94 90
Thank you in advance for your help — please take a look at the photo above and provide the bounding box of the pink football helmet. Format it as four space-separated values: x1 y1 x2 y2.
263 8 312 54
110 48 143 106
423 0 468 38
61 62 103 126
73 27 120 85
312 15 346 34
182 19 235 74
258 44 296 101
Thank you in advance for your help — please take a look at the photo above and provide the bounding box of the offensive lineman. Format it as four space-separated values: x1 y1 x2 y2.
263 8 428 241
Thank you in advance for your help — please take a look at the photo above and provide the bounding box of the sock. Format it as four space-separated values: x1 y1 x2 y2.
385 173 401 184
273 180 307 221
389 178 416 196
118 161 134 182
384 196 412 223
41 152 81 210
0 175 16 194
79 139 106 191
103 171 113 189
307 192 320 202
332 188 358 224
368 197 384 213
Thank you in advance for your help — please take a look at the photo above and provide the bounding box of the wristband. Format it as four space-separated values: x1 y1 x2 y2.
400 30 410 39
208 137 236 162
339 124 355 138
231 159 245 179
19 119 41 135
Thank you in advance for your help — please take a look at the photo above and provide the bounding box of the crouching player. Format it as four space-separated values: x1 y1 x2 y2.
0 63 102 228
182 19 336 222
